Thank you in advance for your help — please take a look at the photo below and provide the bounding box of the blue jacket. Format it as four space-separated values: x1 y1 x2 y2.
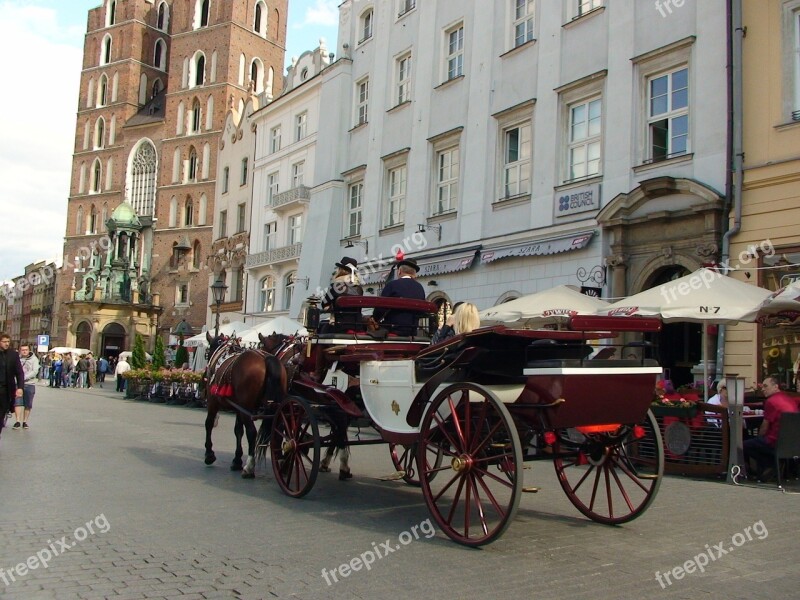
375 277 426 335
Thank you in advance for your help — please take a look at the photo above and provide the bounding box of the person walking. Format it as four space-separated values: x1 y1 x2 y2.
76 354 89 388
13 343 40 430
51 354 63 388
97 356 109 387
86 352 97 388
0 333 25 444
115 356 131 392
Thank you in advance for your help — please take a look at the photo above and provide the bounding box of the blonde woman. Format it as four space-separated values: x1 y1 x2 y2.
453 302 480 335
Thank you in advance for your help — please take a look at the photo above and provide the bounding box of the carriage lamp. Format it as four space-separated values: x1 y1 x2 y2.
210 277 228 337
304 297 321 332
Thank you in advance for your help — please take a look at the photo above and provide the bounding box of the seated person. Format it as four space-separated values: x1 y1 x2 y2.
373 258 425 336
743 374 799 480
321 256 364 332
431 302 480 344
706 381 728 428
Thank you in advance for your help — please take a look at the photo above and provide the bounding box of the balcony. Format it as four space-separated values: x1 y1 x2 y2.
246 243 302 268
271 185 310 212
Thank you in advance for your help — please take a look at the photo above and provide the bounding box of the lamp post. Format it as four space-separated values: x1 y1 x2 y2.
210 277 228 337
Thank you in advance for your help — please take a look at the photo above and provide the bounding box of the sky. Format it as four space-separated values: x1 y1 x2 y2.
0 0 338 282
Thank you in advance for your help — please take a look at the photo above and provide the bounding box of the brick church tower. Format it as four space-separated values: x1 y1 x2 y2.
54 0 286 355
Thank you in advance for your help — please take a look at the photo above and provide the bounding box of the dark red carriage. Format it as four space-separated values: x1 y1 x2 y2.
267 296 665 546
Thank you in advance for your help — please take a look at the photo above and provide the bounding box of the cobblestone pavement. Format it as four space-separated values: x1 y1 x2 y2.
0 384 798 600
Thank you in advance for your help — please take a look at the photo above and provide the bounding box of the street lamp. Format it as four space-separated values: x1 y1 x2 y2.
210 277 228 337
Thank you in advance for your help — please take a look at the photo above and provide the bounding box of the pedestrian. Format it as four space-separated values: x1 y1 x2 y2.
115 356 131 392
97 356 109 387
52 354 63 388
62 353 73 387
13 343 39 430
86 352 96 388
0 333 25 444
76 354 89 388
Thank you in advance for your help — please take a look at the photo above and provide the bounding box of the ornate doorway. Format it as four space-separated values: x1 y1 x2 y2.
102 323 126 359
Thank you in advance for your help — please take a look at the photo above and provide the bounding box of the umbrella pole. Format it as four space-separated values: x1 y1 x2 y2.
703 322 709 402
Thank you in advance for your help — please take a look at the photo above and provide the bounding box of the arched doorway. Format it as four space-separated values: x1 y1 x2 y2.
76 321 92 351
428 292 452 332
645 266 702 388
102 323 126 359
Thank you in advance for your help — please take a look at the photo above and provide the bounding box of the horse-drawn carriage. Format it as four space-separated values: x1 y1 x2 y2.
206 295 665 546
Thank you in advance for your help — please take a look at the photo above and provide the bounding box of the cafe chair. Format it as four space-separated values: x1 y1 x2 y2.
775 412 800 493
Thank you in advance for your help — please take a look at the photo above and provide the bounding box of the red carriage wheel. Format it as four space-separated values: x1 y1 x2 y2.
418 383 523 546
553 409 663 525
270 395 320 498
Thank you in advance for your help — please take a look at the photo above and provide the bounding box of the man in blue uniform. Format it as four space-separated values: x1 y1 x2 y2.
374 258 425 336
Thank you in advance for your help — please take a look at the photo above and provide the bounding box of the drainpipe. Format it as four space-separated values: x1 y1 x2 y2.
716 0 745 376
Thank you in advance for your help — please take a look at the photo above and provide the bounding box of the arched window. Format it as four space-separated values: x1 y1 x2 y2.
191 98 201 133
254 1 267 36
194 0 210 29
198 193 207 225
260 276 275 312
152 79 162 98
101 34 112 65
86 78 94 109
98 74 108 106
89 205 97 234
188 147 198 182
192 241 202 269
157 1 169 31
95 118 105 148
101 203 108 230
238 53 246 86
79 163 87 193
76 206 84 235
284 272 296 311
105 157 113 190
195 55 205 86
185 199 194 226
201 144 210 179
112 72 119 101
266 67 274 98
138 73 148 105
128 140 157 216
170 241 179 268
169 196 177 227
109 115 116 144
154 39 166 70
172 147 181 183
106 0 116 27
250 58 264 93
83 120 91 149
176 101 185 135
76 321 92 350
210 50 218 83
92 160 102 193
205 95 214 130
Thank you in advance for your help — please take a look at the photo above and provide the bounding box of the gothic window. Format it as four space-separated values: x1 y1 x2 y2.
129 140 157 216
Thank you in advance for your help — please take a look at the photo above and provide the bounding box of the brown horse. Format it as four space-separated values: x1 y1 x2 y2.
204 332 287 478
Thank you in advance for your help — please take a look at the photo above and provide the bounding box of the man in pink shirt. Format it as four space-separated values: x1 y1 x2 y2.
744 375 799 480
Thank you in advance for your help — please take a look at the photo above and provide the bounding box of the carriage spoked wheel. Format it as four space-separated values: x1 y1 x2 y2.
270 395 321 498
389 442 443 487
552 409 663 525
418 383 523 546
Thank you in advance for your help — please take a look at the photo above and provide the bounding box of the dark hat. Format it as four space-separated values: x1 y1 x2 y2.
336 256 358 270
397 257 420 272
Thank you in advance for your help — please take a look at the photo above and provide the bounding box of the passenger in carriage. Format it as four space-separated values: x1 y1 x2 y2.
431 302 480 344
321 256 364 333
373 258 426 336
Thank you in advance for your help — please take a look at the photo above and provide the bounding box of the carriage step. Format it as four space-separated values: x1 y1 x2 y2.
522 486 540 493
638 474 659 480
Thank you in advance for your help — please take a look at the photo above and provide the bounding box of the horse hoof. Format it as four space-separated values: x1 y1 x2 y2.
339 469 353 481
230 463 243 471
205 454 217 465
241 471 255 479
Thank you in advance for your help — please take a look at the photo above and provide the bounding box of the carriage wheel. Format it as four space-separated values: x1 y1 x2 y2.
389 443 443 487
553 409 663 525
270 396 320 498
419 383 523 546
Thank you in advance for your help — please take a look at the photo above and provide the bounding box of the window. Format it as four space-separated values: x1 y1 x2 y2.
98 75 108 107
237 203 246 233
347 182 363 238
284 272 296 310
263 221 277 251
360 9 373 43
92 160 102 193
177 283 189 305
195 0 210 28
398 0 416 17
95 118 105 148
397 54 412 105
157 2 169 31
185 199 194 226
107 0 116 26
101 34 112 65
435 146 459 214
503 122 531 198
254 1 267 36
192 241 202 269
647 67 689 162
577 0 603 17
129 140 157 216
219 210 227 238
291 161 305 188
270 125 281 153
446 25 464 80
385 165 407 227
240 157 249 185
267 171 279 205
356 78 369 125
188 148 198 181
154 40 166 70
88 205 97 234
567 97 602 180
76 207 84 235
232 268 244 302
295 112 307 141
191 99 201 133
288 214 303 245
260 275 275 312
513 0 534 48
222 167 229 193
196 55 206 86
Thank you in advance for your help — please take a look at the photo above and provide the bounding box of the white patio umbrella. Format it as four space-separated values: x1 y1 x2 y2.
183 321 249 347
761 280 800 317
238 316 307 345
600 268 797 399
119 350 152 361
50 346 90 355
479 285 609 328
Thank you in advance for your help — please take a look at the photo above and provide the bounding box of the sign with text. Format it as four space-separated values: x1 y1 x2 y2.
555 182 600 218
37 334 50 353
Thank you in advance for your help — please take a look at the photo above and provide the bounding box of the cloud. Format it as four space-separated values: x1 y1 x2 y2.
0 3 82 279
294 0 339 28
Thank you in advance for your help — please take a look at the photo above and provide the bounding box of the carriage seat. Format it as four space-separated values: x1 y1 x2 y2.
335 296 437 339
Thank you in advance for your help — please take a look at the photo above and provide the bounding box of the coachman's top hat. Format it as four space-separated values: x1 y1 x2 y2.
396 257 420 272
336 256 358 270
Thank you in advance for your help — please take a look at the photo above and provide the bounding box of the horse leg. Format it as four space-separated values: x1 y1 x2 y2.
204 405 218 465
231 413 244 471
332 413 352 480
320 442 336 472
241 417 257 479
